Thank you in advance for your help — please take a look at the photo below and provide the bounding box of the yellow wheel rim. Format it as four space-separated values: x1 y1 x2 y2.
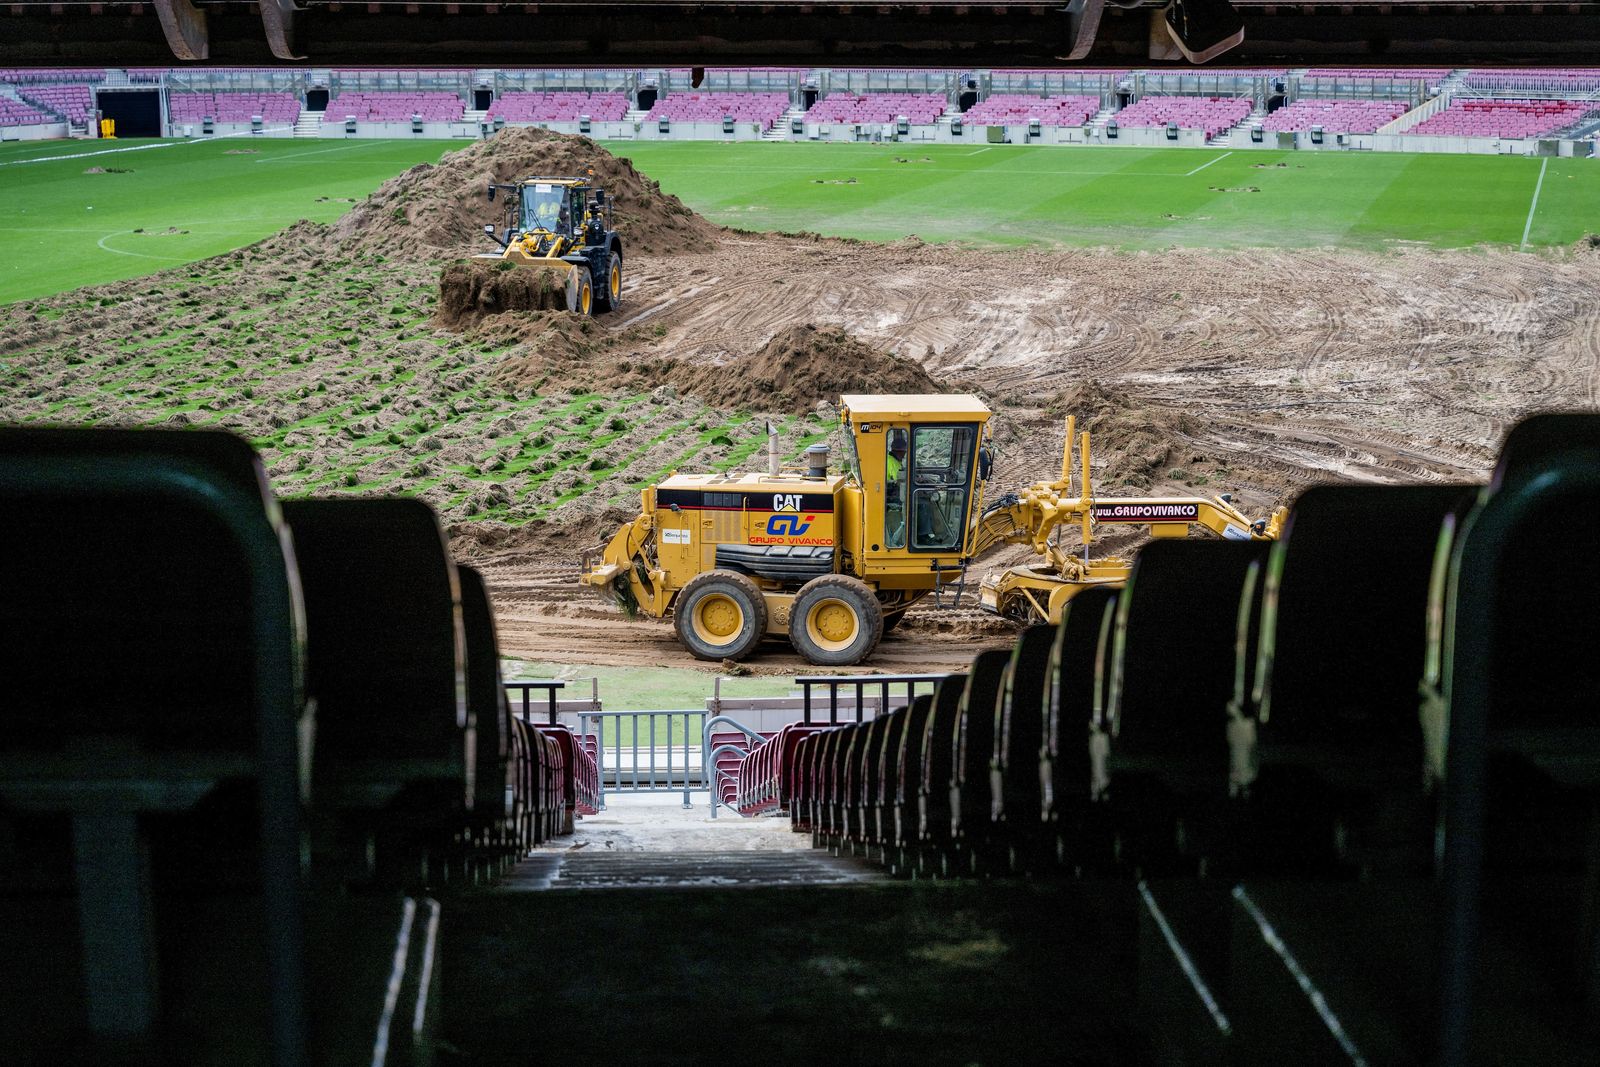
691 593 743 647
580 283 592 315
806 598 859 653
610 265 622 299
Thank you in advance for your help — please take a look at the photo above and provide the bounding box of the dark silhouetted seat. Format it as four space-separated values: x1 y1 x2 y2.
1039 586 1118 874
0 427 309 1061
456 566 521 879
949 649 1011 876
888 693 936 877
1104 539 1267 875
917 674 970 878
874 704 912 865
991 624 1057 873
281 498 473 887
1249 484 1470 875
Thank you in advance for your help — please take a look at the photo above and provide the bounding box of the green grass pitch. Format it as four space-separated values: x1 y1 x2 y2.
1 135 1595 305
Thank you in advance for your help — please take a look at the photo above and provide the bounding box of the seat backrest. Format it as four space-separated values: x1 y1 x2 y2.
280 498 471 807
1 427 302 762
894 693 936 806
457 566 504 820
877 705 910 807
1254 485 1471 751
953 649 1011 789
1043 587 1118 815
918 674 968 819
1108 540 1267 759
992 620 1056 790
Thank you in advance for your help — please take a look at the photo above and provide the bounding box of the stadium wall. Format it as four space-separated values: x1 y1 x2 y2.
0 121 70 141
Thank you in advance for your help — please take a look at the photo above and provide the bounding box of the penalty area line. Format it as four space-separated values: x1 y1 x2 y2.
1185 151 1232 177
1519 157 1548 251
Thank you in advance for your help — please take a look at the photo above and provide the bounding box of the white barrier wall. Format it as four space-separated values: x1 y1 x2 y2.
0 121 70 141
173 122 295 138
319 120 484 139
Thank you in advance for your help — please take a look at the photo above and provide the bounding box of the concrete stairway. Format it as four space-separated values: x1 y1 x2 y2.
763 106 803 140
292 110 323 138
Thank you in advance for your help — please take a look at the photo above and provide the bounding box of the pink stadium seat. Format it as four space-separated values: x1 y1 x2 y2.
803 92 947 125
1409 98 1592 138
169 92 300 124
1112 95 1252 140
646 91 790 130
326 91 465 122
960 93 1100 126
0 68 105 85
0 98 56 127
1261 98 1408 134
14 84 95 125
1463 68 1600 94
486 91 629 123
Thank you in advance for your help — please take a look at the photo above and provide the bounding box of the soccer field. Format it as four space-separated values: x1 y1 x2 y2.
2 135 1595 304
0 136 470 304
606 140 1598 253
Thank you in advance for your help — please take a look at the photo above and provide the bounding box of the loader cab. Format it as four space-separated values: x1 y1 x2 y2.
517 180 586 237
839 394 992 585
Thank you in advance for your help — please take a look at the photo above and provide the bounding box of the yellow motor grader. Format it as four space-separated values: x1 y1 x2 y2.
580 394 1285 666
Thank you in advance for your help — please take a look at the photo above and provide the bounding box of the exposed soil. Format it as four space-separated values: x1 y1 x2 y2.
435 260 572 324
4 128 1599 676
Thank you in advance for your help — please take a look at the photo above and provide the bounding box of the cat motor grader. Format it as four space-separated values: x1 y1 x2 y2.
580 394 1285 666
476 174 624 315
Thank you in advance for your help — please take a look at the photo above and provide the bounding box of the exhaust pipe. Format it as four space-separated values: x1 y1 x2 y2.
767 421 780 476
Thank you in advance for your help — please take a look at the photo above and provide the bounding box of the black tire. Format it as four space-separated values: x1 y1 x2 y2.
574 266 594 316
673 570 767 661
789 574 884 667
594 251 623 312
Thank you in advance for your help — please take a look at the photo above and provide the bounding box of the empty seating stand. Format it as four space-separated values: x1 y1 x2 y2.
989 625 1056 873
947 650 1012 876
0 427 310 1063
281 498 474 889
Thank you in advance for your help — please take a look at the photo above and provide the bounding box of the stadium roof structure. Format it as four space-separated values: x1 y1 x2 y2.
1 0 1598 68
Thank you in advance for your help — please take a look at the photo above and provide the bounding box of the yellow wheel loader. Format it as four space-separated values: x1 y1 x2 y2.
580 395 1285 666
473 175 623 315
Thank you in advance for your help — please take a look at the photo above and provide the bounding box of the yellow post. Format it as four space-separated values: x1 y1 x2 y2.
1060 415 1076 488
1079 430 1092 546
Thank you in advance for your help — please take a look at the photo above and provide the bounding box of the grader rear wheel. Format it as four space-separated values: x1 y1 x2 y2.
673 570 767 661
789 574 884 667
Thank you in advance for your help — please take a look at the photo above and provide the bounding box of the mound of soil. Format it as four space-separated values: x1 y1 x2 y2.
332 126 720 257
436 260 571 326
1044 379 1207 490
680 324 944 413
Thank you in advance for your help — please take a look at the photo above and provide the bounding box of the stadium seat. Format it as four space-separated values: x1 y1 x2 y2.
1039 586 1119 874
873 703 913 865
280 498 474 889
1102 540 1268 876
989 624 1056 874
917 674 972 878
0 427 309 1060
1246 484 1472 876
948 649 1012 876
456 565 523 880
887 692 936 877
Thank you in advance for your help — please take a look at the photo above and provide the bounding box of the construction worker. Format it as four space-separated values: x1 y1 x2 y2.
886 433 908 548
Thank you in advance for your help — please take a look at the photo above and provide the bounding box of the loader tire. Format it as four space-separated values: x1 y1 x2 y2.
674 570 768 662
572 267 594 316
594 251 623 313
790 575 884 667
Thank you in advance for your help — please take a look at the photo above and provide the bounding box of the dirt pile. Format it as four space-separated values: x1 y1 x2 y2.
1044 379 1210 490
435 260 573 325
332 126 720 257
679 324 944 413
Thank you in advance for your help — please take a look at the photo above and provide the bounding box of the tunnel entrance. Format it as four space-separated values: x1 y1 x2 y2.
95 89 161 137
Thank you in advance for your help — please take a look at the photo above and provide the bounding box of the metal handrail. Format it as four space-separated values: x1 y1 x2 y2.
503 679 566 724
796 673 949 724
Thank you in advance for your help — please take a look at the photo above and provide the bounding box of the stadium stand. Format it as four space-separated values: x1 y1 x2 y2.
804 91 948 125
0 68 105 84
960 93 1099 126
0 98 55 127
168 91 300 124
1409 98 1591 138
14 84 94 126
1462 68 1600 93
325 90 465 122
486 90 629 123
1112 95 1251 138
1261 97 1408 133
646 91 790 129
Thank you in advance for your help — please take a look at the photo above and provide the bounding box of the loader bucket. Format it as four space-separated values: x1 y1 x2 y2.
435 258 579 327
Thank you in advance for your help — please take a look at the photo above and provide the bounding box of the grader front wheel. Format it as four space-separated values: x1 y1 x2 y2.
673 570 767 661
790 575 884 667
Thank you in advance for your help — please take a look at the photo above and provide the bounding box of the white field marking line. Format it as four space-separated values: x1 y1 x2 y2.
1232 886 1370 1066
1185 151 1233 177
95 230 189 262
0 128 293 168
1137 882 1232 1035
968 146 995 154
1520 157 1549 251
254 141 390 163
371 897 417 1067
